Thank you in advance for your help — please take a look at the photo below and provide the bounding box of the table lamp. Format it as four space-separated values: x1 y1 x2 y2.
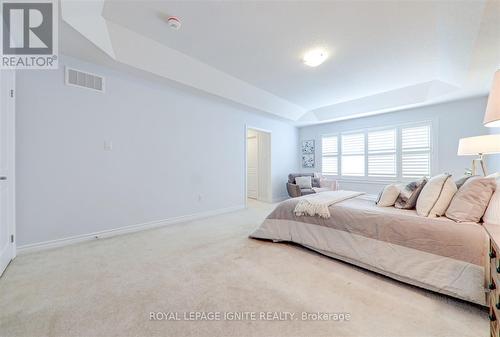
457 135 500 175
484 70 500 127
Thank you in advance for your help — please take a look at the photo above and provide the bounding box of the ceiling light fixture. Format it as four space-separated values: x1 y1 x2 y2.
167 16 181 30
303 48 328 67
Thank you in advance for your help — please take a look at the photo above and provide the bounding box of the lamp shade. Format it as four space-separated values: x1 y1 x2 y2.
457 134 500 155
484 70 500 127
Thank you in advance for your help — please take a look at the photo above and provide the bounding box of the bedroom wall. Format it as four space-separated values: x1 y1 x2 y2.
489 127 500 171
299 96 497 194
15 55 298 247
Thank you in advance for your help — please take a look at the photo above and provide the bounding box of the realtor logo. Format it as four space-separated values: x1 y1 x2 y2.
1 0 58 69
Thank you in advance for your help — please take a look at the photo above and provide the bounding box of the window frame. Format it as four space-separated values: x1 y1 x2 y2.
320 121 435 183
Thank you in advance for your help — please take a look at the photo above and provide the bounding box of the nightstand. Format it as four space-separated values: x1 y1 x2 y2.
484 223 500 337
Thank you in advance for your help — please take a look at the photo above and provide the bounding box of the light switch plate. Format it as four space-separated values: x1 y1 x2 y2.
104 141 113 151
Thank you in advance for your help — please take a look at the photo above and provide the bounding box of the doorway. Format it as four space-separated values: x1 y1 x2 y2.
0 70 16 277
246 127 271 204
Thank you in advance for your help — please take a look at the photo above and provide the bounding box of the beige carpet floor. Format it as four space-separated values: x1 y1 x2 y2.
0 200 488 337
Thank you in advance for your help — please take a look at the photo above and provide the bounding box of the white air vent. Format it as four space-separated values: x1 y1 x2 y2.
65 67 105 92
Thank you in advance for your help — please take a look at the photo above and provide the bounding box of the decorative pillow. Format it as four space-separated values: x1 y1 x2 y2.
376 184 401 207
445 176 497 223
489 172 500 179
295 176 312 189
483 173 500 225
455 175 474 190
395 178 427 209
416 174 457 217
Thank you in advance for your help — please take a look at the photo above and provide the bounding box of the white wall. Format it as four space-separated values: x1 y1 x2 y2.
299 96 497 194
489 127 500 171
16 55 298 246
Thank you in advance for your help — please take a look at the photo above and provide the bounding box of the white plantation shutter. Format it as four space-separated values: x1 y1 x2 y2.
321 136 338 175
368 129 396 177
322 136 338 155
319 123 432 180
322 157 338 175
402 125 431 177
341 133 365 176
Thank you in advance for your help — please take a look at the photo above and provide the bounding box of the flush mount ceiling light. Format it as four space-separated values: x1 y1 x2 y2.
167 16 181 30
303 48 328 67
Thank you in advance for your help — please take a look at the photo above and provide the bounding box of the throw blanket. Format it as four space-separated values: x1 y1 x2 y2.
294 190 364 218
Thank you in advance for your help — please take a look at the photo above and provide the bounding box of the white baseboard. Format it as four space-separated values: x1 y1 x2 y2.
17 204 245 255
0 244 13 277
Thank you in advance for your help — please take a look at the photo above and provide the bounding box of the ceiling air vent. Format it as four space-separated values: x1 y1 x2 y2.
65 67 105 92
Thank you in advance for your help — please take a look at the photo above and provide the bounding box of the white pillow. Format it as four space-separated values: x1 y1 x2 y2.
295 176 312 189
488 172 500 179
376 184 401 207
484 173 500 224
416 173 457 217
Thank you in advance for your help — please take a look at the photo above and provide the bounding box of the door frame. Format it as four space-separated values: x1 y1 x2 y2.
244 125 272 207
0 70 16 277
246 133 258 200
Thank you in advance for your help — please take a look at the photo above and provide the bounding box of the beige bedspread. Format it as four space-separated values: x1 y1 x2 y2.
251 196 489 305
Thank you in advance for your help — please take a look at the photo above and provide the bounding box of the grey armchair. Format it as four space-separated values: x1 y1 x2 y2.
286 173 320 198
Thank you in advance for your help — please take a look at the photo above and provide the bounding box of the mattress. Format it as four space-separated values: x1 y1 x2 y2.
250 196 489 305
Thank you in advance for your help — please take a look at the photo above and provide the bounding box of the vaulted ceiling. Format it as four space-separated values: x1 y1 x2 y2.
60 0 500 125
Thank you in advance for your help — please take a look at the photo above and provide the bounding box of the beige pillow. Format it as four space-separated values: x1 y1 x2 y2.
455 175 473 189
295 176 312 189
445 176 497 223
376 184 401 207
483 173 500 225
416 174 457 217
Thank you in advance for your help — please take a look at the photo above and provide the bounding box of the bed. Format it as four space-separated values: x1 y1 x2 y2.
250 194 489 305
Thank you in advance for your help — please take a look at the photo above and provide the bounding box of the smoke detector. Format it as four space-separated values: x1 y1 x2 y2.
167 16 181 30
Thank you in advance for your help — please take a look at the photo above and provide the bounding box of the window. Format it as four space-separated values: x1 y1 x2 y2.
321 136 338 175
341 133 365 176
321 123 432 180
402 125 431 178
368 129 396 177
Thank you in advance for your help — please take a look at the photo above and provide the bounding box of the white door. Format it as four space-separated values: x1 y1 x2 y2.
247 136 258 199
0 70 15 277
257 131 271 202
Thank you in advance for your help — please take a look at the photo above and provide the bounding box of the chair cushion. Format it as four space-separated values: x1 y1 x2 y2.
289 173 312 183
288 173 320 187
295 176 312 189
300 189 315 195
